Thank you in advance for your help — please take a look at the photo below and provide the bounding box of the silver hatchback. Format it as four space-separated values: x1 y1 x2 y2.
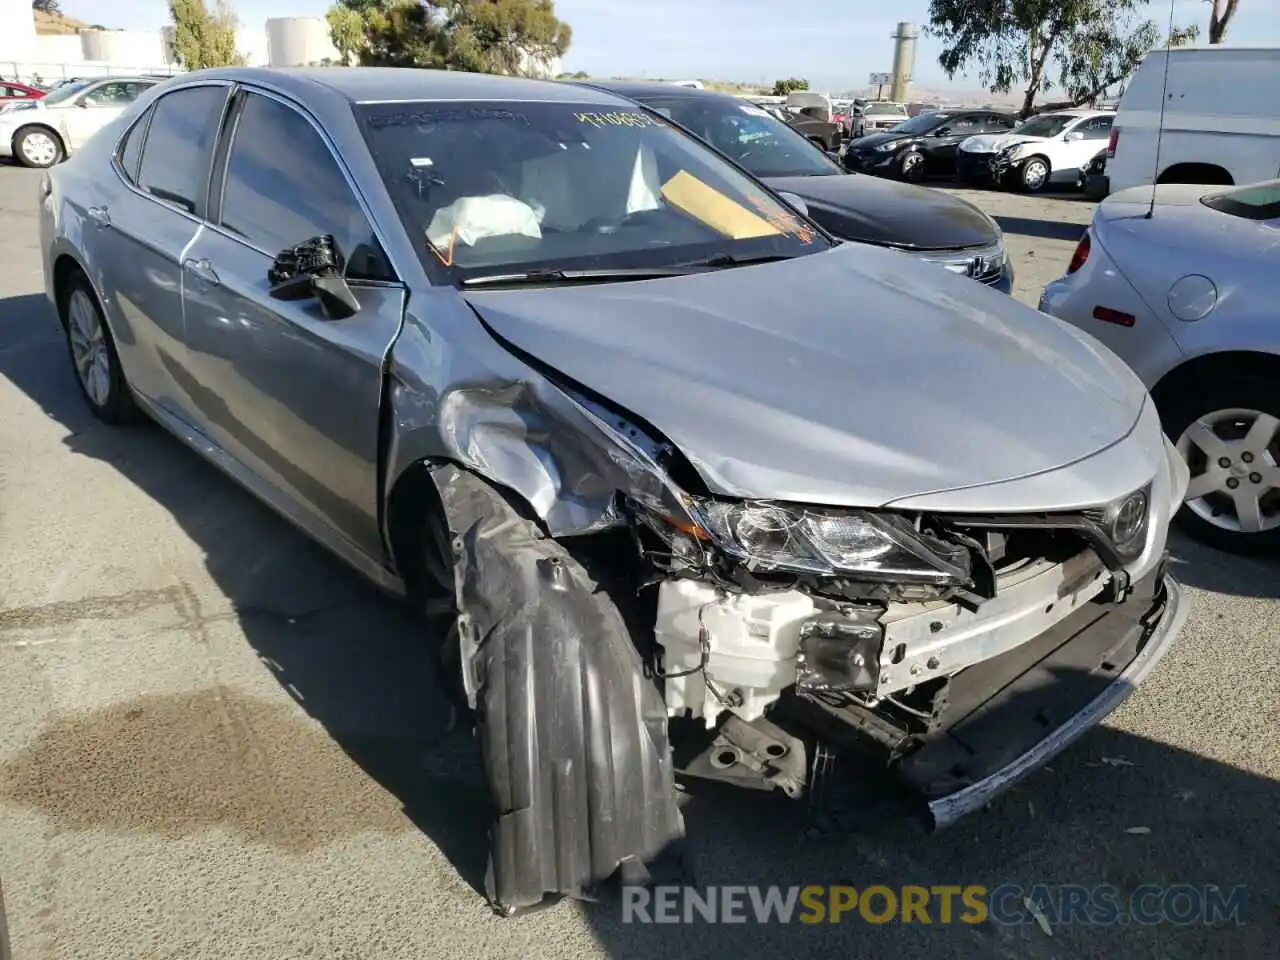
41 67 1188 915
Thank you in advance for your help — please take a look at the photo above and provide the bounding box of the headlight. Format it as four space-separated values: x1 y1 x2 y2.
874 141 900 152
1097 485 1151 560
998 143 1023 158
690 500 971 584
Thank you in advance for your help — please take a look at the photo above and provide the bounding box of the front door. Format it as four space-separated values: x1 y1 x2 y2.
1054 115 1114 183
179 88 404 563
924 114 983 171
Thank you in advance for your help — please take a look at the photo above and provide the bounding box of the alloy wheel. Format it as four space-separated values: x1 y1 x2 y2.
66 288 111 407
1176 408 1280 535
901 152 924 181
1022 159 1048 191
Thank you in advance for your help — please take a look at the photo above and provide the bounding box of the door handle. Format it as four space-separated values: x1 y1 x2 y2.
182 257 220 286
86 205 110 228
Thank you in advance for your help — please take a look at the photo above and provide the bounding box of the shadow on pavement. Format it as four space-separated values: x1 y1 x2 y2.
992 215 1090 243
2 292 1277 959
1166 531 1280 599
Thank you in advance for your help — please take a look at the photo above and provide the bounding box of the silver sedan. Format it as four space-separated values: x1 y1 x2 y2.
1041 181 1280 554
42 67 1188 915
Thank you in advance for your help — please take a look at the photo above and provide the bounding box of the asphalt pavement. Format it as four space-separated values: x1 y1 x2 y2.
1 166 1277 959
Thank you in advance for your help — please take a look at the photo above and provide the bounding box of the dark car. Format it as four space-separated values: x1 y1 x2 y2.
845 109 1018 182
784 106 841 151
578 82 1014 293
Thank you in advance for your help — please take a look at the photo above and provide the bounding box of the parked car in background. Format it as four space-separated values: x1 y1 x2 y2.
1103 47 1280 198
1083 149 1109 200
858 100 910 134
782 90 842 151
1040 180 1280 554
842 109 1017 182
0 81 45 110
43 66 1188 915
585 82 1014 292
0 75 158 167
957 109 1114 192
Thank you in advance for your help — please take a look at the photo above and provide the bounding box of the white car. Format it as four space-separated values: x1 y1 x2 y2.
1040 180 1280 554
957 109 1115 193
0 76 158 168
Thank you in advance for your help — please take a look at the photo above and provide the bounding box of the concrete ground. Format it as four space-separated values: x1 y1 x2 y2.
1 167 1277 960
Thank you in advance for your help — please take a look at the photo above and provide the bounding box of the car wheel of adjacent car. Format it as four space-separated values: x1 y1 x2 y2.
1164 379 1280 554
898 151 925 183
60 273 136 424
1018 156 1050 193
430 464 687 915
14 125 63 168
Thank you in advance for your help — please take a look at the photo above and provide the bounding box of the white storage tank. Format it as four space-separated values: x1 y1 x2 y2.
266 16 341 67
80 29 166 66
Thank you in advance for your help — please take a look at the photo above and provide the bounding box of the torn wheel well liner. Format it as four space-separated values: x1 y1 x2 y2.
431 463 685 912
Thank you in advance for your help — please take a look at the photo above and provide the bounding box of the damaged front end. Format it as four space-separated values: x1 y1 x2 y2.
503 383 1188 829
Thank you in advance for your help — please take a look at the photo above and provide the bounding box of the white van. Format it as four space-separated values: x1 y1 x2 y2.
1104 46 1280 195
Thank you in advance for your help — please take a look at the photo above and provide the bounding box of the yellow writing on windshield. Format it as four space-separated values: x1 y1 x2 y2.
659 170 783 240
575 111 662 129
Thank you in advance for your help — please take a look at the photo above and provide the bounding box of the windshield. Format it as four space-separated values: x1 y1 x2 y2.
1013 114 1075 138
641 98 842 178
884 112 950 135
865 103 905 116
357 100 831 282
1201 182 1280 221
42 79 96 106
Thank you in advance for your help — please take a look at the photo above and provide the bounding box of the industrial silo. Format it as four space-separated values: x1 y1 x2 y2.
266 16 341 67
80 28 165 66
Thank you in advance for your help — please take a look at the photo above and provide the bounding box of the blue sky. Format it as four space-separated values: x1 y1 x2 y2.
59 0 1280 91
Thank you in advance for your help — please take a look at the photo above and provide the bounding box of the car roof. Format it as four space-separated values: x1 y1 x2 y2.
181 66 628 108
574 79 745 106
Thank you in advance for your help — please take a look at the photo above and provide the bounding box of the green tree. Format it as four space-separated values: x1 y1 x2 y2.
1207 0 1240 43
771 77 808 96
327 0 572 75
927 1 1198 117
168 0 245 70
32 0 62 14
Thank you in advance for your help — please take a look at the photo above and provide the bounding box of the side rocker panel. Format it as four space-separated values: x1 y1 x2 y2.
433 464 685 913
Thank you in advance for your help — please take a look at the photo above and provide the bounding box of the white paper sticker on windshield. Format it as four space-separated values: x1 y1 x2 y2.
739 105 771 118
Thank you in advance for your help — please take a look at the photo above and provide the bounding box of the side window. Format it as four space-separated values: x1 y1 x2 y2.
219 92 393 281
137 86 227 215
949 116 980 132
986 114 1016 131
116 106 151 183
1082 115 1114 140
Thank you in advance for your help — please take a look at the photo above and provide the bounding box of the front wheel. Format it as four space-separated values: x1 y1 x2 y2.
14 126 63 168
1018 157 1050 193
1163 376 1280 555
898 151 926 183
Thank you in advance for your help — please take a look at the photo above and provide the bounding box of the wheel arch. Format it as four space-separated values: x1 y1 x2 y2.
1157 162 1233 186
1151 349 1280 410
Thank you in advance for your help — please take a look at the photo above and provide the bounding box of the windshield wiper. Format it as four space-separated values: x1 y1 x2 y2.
460 266 696 288
688 252 796 269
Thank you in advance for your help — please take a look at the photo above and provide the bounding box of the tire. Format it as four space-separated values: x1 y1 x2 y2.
14 125 63 168
1018 156 1050 193
898 150 926 183
431 464 686 914
59 271 136 424
1159 375 1280 555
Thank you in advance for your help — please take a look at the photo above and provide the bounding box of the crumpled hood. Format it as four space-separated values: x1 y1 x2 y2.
462 243 1147 508
961 132 1045 153
764 173 999 250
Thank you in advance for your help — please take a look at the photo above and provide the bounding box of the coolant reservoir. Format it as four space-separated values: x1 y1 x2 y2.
654 579 816 726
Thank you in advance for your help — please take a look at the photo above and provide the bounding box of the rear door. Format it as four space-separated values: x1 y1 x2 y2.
83 82 229 415
1054 114 1113 182
179 87 405 563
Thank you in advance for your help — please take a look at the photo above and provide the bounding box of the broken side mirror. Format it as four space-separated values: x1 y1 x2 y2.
267 234 361 320
775 191 809 218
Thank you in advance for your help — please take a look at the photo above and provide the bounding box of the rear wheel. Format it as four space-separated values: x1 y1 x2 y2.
1162 377 1280 555
59 273 136 424
431 464 686 914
